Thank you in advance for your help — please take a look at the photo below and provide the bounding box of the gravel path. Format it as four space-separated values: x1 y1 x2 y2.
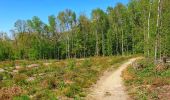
86 58 140 100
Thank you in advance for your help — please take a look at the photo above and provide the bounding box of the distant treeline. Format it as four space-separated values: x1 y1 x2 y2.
0 0 169 60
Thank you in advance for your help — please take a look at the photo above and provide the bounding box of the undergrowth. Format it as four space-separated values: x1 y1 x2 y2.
0 56 133 99
123 58 170 100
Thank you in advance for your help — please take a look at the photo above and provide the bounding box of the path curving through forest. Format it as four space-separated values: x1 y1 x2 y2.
86 58 141 100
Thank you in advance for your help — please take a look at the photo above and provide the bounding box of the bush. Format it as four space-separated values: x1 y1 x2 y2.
13 74 28 85
41 76 58 89
67 59 76 70
81 59 92 67
65 84 81 98
0 86 22 100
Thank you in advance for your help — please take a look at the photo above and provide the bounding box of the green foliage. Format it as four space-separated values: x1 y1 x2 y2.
81 59 92 67
13 74 28 86
67 59 76 70
65 84 81 98
46 77 58 89
0 72 12 80
13 95 30 100
34 90 58 100
0 0 169 60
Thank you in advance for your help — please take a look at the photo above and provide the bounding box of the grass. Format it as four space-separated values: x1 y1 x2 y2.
122 58 170 100
0 56 133 100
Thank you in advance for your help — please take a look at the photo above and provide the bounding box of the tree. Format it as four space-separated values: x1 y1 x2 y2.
0 1 169 61
147 0 153 57
14 20 27 33
154 0 162 62
92 8 107 56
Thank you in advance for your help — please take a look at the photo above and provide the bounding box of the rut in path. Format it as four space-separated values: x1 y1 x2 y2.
86 58 140 100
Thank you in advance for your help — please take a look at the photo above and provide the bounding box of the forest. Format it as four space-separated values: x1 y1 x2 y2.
0 0 169 61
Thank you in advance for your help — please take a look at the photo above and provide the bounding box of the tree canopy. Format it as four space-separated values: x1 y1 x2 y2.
0 0 169 61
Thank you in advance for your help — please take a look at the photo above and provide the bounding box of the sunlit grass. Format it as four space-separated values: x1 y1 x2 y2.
0 56 133 99
122 58 170 100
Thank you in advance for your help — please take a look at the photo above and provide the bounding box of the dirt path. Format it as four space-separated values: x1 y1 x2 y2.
86 58 140 100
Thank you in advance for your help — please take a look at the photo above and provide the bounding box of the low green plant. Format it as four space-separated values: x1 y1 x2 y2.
34 89 58 100
13 74 28 86
13 95 30 100
81 59 92 67
65 84 81 98
67 59 76 70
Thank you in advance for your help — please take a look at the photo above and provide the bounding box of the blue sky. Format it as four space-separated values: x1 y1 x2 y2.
0 0 129 33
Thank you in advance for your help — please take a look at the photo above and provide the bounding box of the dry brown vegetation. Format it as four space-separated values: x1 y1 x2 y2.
123 59 170 100
0 56 132 99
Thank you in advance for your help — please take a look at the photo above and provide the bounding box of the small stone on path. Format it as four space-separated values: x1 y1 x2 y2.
39 73 45 76
43 63 52 66
0 68 5 73
27 77 35 82
15 66 22 70
27 64 39 68
13 70 18 73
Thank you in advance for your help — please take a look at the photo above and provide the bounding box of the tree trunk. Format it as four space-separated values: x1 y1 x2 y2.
95 29 99 56
83 32 86 58
155 0 161 63
147 0 152 57
132 29 135 54
102 30 105 56
116 27 119 55
68 35 70 59
121 27 124 56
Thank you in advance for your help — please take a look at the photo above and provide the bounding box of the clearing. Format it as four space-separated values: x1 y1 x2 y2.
0 56 134 100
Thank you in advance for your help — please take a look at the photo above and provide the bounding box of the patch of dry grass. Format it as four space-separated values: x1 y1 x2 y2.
123 59 170 100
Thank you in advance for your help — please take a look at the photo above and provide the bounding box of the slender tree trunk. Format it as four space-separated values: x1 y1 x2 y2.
66 24 70 59
68 35 70 59
95 29 99 56
65 37 67 59
147 0 152 57
155 0 161 63
132 29 135 54
159 0 163 60
83 32 86 58
159 15 163 60
102 30 105 56
121 27 124 56
116 27 119 55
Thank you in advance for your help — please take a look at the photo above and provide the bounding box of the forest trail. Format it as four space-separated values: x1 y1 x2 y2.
86 58 141 100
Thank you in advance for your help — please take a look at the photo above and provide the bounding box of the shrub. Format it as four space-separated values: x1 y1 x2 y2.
41 76 58 89
58 81 66 90
13 74 28 85
67 59 76 70
0 86 22 100
65 84 81 98
81 59 92 67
